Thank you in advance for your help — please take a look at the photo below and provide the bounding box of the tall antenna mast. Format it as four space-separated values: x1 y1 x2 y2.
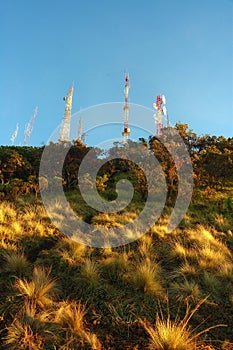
122 73 130 142
59 85 74 142
11 123 19 145
81 132 86 144
24 106 38 145
153 94 167 136
78 116 83 141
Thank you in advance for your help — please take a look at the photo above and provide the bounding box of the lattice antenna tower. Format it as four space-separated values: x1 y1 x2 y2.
78 116 83 141
122 73 130 142
81 132 86 144
11 123 19 145
59 85 74 142
153 94 168 136
24 106 38 145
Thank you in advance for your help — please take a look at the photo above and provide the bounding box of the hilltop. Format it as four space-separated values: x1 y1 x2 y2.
0 124 232 349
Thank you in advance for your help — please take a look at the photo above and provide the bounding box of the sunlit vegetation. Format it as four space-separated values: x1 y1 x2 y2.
0 124 233 349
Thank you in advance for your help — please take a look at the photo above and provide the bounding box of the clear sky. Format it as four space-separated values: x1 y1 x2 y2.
1 0 232 146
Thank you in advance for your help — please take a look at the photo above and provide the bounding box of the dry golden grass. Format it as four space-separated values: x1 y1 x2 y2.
171 226 233 280
196 241 232 276
3 302 56 350
4 318 45 350
0 199 232 349
54 300 101 349
15 266 58 309
0 201 17 222
143 298 226 350
150 223 168 238
130 259 164 297
178 262 199 277
0 202 59 242
54 300 85 332
198 245 227 271
0 238 18 251
214 213 231 231
56 237 87 265
91 211 138 228
144 315 196 350
173 241 197 260
11 221 22 234
138 234 155 259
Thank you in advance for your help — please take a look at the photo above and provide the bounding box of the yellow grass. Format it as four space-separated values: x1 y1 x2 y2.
143 298 226 350
54 300 101 349
130 259 164 296
15 266 57 309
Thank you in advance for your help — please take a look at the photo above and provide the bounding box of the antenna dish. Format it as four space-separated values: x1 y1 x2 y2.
153 103 158 110
161 95 166 104
162 106 167 116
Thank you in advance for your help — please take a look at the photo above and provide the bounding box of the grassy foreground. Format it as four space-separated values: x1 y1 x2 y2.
0 186 232 349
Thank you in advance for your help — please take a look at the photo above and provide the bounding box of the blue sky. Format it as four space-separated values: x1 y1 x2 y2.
1 0 232 146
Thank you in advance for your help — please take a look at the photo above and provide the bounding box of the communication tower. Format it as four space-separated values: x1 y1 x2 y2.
59 85 74 142
122 73 130 142
78 116 83 141
24 106 38 145
153 94 168 136
11 123 19 145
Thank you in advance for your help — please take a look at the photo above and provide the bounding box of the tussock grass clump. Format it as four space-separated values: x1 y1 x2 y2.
0 224 14 241
0 238 18 251
11 221 22 234
56 237 87 265
54 300 102 349
150 223 168 238
130 259 164 296
4 318 46 350
170 279 201 302
173 241 197 261
20 209 52 237
198 244 231 272
22 207 37 222
214 213 231 232
202 272 221 295
91 211 137 228
187 225 216 244
144 315 196 350
143 298 225 350
1 251 30 277
4 305 57 350
91 212 122 228
80 258 101 289
15 266 58 309
218 263 233 282
172 227 233 280
178 262 198 277
138 234 155 259
102 252 129 282
107 302 136 328
0 201 17 222
0 187 232 348
54 300 85 333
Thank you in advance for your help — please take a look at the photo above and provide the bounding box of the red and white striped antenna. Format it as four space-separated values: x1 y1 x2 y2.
122 72 130 142
153 94 168 136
